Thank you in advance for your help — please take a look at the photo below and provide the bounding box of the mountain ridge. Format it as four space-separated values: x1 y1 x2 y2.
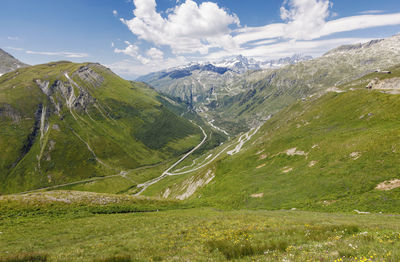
0 61 204 194
0 48 28 76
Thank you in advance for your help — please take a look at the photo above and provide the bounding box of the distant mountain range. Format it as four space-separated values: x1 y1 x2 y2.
138 54 312 81
138 35 400 134
0 48 28 76
137 54 312 120
213 54 313 73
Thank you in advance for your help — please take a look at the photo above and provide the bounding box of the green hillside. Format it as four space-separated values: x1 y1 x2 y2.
0 61 203 194
151 65 400 213
208 36 400 133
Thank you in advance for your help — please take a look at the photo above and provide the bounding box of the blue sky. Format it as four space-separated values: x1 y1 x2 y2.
1 0 400 79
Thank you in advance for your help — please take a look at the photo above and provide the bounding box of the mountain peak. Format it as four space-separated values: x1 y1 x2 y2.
323 39 385 56
0 48 28 76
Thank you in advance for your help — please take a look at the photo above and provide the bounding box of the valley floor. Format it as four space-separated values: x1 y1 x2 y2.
1 202 400 261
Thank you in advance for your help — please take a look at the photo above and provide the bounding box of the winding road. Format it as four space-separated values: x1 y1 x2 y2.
134 124 207 196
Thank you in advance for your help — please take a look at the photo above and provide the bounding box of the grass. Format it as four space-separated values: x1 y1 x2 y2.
1 195 400 261
0 62 204 194
0 252 48 262
190 77 399 211
136 65 400 214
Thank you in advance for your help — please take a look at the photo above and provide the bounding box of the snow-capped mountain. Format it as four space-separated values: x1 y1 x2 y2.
136 54 314 110
138 54 313 82
259 54 313 69
212 54 312 73
213 55 262 73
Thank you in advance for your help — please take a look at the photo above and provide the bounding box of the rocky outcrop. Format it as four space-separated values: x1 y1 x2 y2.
10 104 43 169
36 73 95 114
0 103 22 122
73 65 104 88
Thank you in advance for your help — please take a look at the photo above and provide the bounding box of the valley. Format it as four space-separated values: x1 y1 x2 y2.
1 25 400 262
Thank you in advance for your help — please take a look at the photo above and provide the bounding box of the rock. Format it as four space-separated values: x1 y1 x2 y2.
350 152 361 160
251 193 264 198
52 124 60 131
73 64 104 88
376 179 400 191
0 103 21 122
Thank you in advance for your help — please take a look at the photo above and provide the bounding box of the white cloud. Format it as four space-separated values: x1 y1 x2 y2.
5 46 24 51
146 47 163 59
319 13 400 37
114 43 139 57
359 10 384 15
114 43 152 64
121 0 239 54
116 0 400 77
26 50 89 58
247 39 278 46
242 38 374 58
205 37 373 61
279 0 331 40
111 42 115 48
235 1 400 45
7 36 19 40
108 56 187 78
113 10 118 16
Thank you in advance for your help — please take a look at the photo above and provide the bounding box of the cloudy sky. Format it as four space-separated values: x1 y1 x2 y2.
1 0 400 79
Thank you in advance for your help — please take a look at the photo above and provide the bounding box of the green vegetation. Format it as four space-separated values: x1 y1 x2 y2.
0 62 203 194
144 65 400 213
205 36 400 132
2 42 400 262
1 194 400 261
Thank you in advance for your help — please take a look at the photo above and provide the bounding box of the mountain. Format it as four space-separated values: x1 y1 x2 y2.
137 54 312 133
139 36 400 135
212 55 262 73
137 62 242 110
259 54 313 69
148 64 400 213
0 61 204 194
0 48 28 76
207 35 400 132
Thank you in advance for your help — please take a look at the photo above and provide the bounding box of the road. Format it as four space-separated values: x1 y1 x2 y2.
134 124 207 196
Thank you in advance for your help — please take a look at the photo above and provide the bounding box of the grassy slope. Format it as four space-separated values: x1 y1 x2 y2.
210 36 400 132
1 194 400 261
149 65 400 213
0 62 202 194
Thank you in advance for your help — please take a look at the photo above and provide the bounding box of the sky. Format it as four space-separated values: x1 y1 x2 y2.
1 0 400 79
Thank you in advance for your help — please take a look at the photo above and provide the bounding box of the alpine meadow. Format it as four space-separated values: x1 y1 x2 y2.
1 0 400 261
